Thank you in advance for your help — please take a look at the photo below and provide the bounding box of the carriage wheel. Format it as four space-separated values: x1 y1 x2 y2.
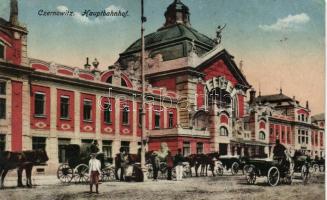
312 164 319 172
301 165 310 184
243 165 250 175
215 163 224 176
231 162 239 175
267 166 280 186
146 164 153 179
284 174 293 185
319 165 325 172
57 163 73 183
74 164 89 183
183 165 190 178
101 167 116 182
246 166 256 184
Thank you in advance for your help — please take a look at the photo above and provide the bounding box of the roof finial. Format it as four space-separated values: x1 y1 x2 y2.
10 0 19 25
214 24 226 45
279 80 282 94
258 81 261 97
239 60 243 73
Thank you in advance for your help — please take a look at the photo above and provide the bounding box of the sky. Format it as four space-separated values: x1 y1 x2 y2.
0 0 325 114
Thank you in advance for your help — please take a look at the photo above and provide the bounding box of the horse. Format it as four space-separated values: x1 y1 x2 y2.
185 154 204 177
199 152 220 176
0 149 48 188
0 151 21 188
17 149 49 187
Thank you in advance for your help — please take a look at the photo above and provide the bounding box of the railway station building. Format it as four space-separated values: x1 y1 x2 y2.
0 0 324 174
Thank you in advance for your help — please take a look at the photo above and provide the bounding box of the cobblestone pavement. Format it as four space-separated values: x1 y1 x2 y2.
0 172 325 200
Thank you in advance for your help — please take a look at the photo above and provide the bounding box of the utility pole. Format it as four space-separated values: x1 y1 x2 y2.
140 0 147 181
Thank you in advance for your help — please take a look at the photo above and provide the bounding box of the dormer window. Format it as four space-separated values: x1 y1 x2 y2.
106 76 112 84
0 41 4 60
121 78 127 87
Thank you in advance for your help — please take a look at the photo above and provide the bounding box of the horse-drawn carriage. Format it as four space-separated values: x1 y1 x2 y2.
215 155 248 176
292 154 311 183
245 158 293 186
311 158 325 172
57 144 115 183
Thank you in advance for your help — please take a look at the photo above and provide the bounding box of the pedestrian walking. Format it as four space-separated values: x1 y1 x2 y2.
89 153 101 194
174 149 184 181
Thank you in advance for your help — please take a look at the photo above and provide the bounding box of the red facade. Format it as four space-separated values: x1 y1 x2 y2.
151 77 177 92
11 81 23 152
0 31 22 65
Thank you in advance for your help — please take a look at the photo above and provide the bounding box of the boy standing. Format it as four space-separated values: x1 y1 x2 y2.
89 153 101 194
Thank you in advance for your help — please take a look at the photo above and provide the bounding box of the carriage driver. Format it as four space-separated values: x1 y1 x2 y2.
89 153 101 194
272 139 289 169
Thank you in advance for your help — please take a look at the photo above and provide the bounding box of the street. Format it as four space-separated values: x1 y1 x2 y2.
0 172 324 200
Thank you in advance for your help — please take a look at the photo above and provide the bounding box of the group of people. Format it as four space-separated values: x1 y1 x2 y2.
87 139 300 194
154 148 184 181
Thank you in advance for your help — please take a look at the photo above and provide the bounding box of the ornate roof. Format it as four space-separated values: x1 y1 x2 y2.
119 0 216 61
122 24 216 55
255 93 294 103
312 113 325 122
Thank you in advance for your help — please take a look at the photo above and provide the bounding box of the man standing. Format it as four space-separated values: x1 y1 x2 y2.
119 147 127 181
166 151 174 180
89 153 101 194
174 149 184 181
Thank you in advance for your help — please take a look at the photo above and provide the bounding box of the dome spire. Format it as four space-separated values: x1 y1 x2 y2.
162 0 191 28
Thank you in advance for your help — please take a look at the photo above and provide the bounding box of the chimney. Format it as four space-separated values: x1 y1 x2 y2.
10 0 19 25
84 57 91 70
249 88 256 105
306 101 309 109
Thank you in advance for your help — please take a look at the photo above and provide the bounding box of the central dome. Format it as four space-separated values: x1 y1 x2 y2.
119 0 216 63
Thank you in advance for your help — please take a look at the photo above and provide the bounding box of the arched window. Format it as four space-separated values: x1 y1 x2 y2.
219 126 228 136
106 76 112 84
0 41 4 59
259 131 265 140
232 97 238 118
121 77 128 87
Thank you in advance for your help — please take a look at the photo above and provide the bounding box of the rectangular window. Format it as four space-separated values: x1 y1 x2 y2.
58 138 70 163
270 127 273 136
154 111 160 129
104 103 112 124
83 99 92 121
0 82 6 94
168 112 174 128
60 96 70 119
183 142 190 156
0 98 5 119
32 137 46 150
35 93 45 116
81 139 93 145
0 134 5 151
122 105 129 125
102 140 112 159
0 43 4 59
196 142 203 154
121 141 130 153
138 107 142 127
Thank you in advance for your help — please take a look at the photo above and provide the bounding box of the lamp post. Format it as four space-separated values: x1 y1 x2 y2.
140 0 147 181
